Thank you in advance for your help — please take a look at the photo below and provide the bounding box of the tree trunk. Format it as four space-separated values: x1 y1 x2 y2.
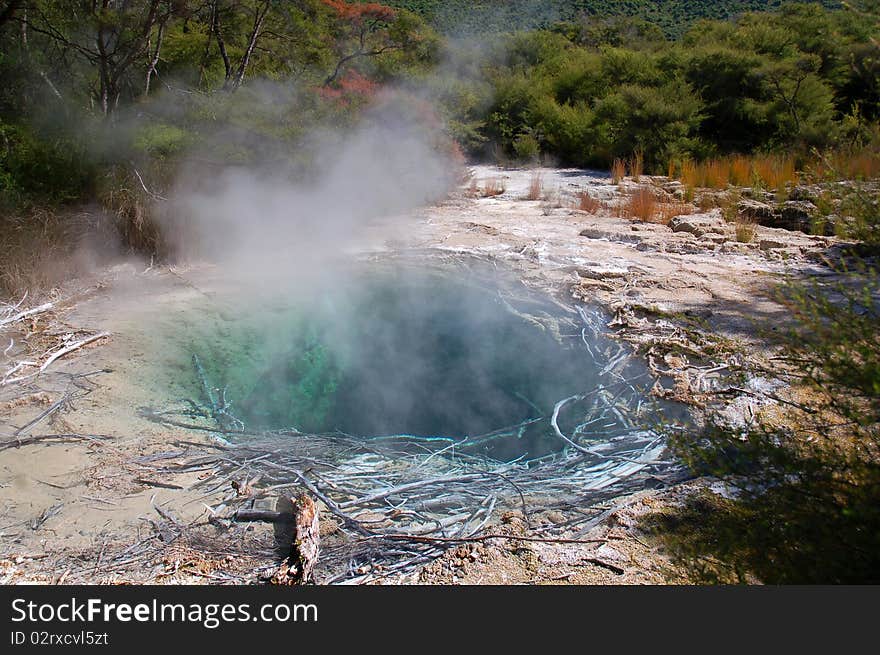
212 1 234 88
144 17 167 98
228 0 271 91
19 4 26 49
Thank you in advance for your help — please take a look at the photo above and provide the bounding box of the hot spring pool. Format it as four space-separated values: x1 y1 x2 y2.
148 258 677 465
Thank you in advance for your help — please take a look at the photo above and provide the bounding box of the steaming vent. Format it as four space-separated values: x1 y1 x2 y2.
144 258 682 545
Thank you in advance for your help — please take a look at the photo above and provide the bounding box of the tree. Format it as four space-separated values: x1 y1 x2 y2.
26 0 179 115
593 79 703 168
757 54 836 146
0 0 25 31
206 0 273 91
321 0 411 86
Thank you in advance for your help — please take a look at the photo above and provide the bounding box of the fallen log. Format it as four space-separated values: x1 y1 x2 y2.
235 495 320 585
233 508 291 523
289 494 320 585
271 495 321 585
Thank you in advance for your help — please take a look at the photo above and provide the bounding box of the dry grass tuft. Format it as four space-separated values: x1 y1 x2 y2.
97 167 168 256
525 171 544 200
730 155 752 186
752 154 798 191
482 177 506 197
680 159 698 190
616 186 693 225
736 219 757 243
809 147 880 181
621 187 657 222
704 159 731 189
0 209 117 298
673 154 799 191
611 158 626 185
630 150 644 182
575 190 604 213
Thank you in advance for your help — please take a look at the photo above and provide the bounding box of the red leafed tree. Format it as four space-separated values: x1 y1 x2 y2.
322 0 395 23
320 0 408 87
316 69 378 105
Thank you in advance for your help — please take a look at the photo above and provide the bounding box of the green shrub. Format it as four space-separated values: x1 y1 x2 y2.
512 132 541 162
132 124 193 159
0 119 94 206
652 268 880 583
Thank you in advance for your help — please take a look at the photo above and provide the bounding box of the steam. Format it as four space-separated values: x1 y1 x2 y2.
166 93 457 283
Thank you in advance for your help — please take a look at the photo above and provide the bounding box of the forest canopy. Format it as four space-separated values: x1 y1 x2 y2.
0 1 877 215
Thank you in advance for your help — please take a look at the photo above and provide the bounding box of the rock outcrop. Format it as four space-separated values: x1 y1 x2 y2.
737 198 823 234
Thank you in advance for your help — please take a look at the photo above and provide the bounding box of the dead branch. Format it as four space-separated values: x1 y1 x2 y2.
0 302 53 327
39 332 110 373
134 478 184 490
30 504 63 531
367 533 611 546
233 508 291 523
0 433 111 451
338 474 487 509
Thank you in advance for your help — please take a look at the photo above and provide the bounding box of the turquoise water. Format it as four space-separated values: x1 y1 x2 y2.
172 261 658 461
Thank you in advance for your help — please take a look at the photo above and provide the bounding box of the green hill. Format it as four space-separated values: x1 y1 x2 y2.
380 1 842 38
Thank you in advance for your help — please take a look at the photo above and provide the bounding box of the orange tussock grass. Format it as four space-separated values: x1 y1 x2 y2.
621 187 657 222
704 159 731 189
617 187 693 225
630 150 644 182
575 190 603 213
675 154 799 190
680 159 698 190
809 148 880 181
611 158 626 185
729 155 752 186
482 177 506 197
526 171 544 200
752 154 798 190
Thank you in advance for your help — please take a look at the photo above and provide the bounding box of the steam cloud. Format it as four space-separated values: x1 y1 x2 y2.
167 93 457 282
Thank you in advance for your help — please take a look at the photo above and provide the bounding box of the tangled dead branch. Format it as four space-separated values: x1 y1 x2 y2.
1 294 110 389
128 297 688 584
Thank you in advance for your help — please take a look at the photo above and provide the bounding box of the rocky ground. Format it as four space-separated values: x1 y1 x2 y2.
0 165 847 585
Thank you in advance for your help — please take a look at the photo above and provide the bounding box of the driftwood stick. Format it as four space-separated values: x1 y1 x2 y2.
0 302 53 327
152 501 183 528
13 393 72 437
40 332 110 372
0 433 111 451
338 474 487 509
367 533 611 546
233 509 291 523
134 478 184 490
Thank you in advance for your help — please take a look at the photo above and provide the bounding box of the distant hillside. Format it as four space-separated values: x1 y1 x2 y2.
380 1 842 38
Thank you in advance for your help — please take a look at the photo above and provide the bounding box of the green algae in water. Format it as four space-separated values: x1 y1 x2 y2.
174 263 655 461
